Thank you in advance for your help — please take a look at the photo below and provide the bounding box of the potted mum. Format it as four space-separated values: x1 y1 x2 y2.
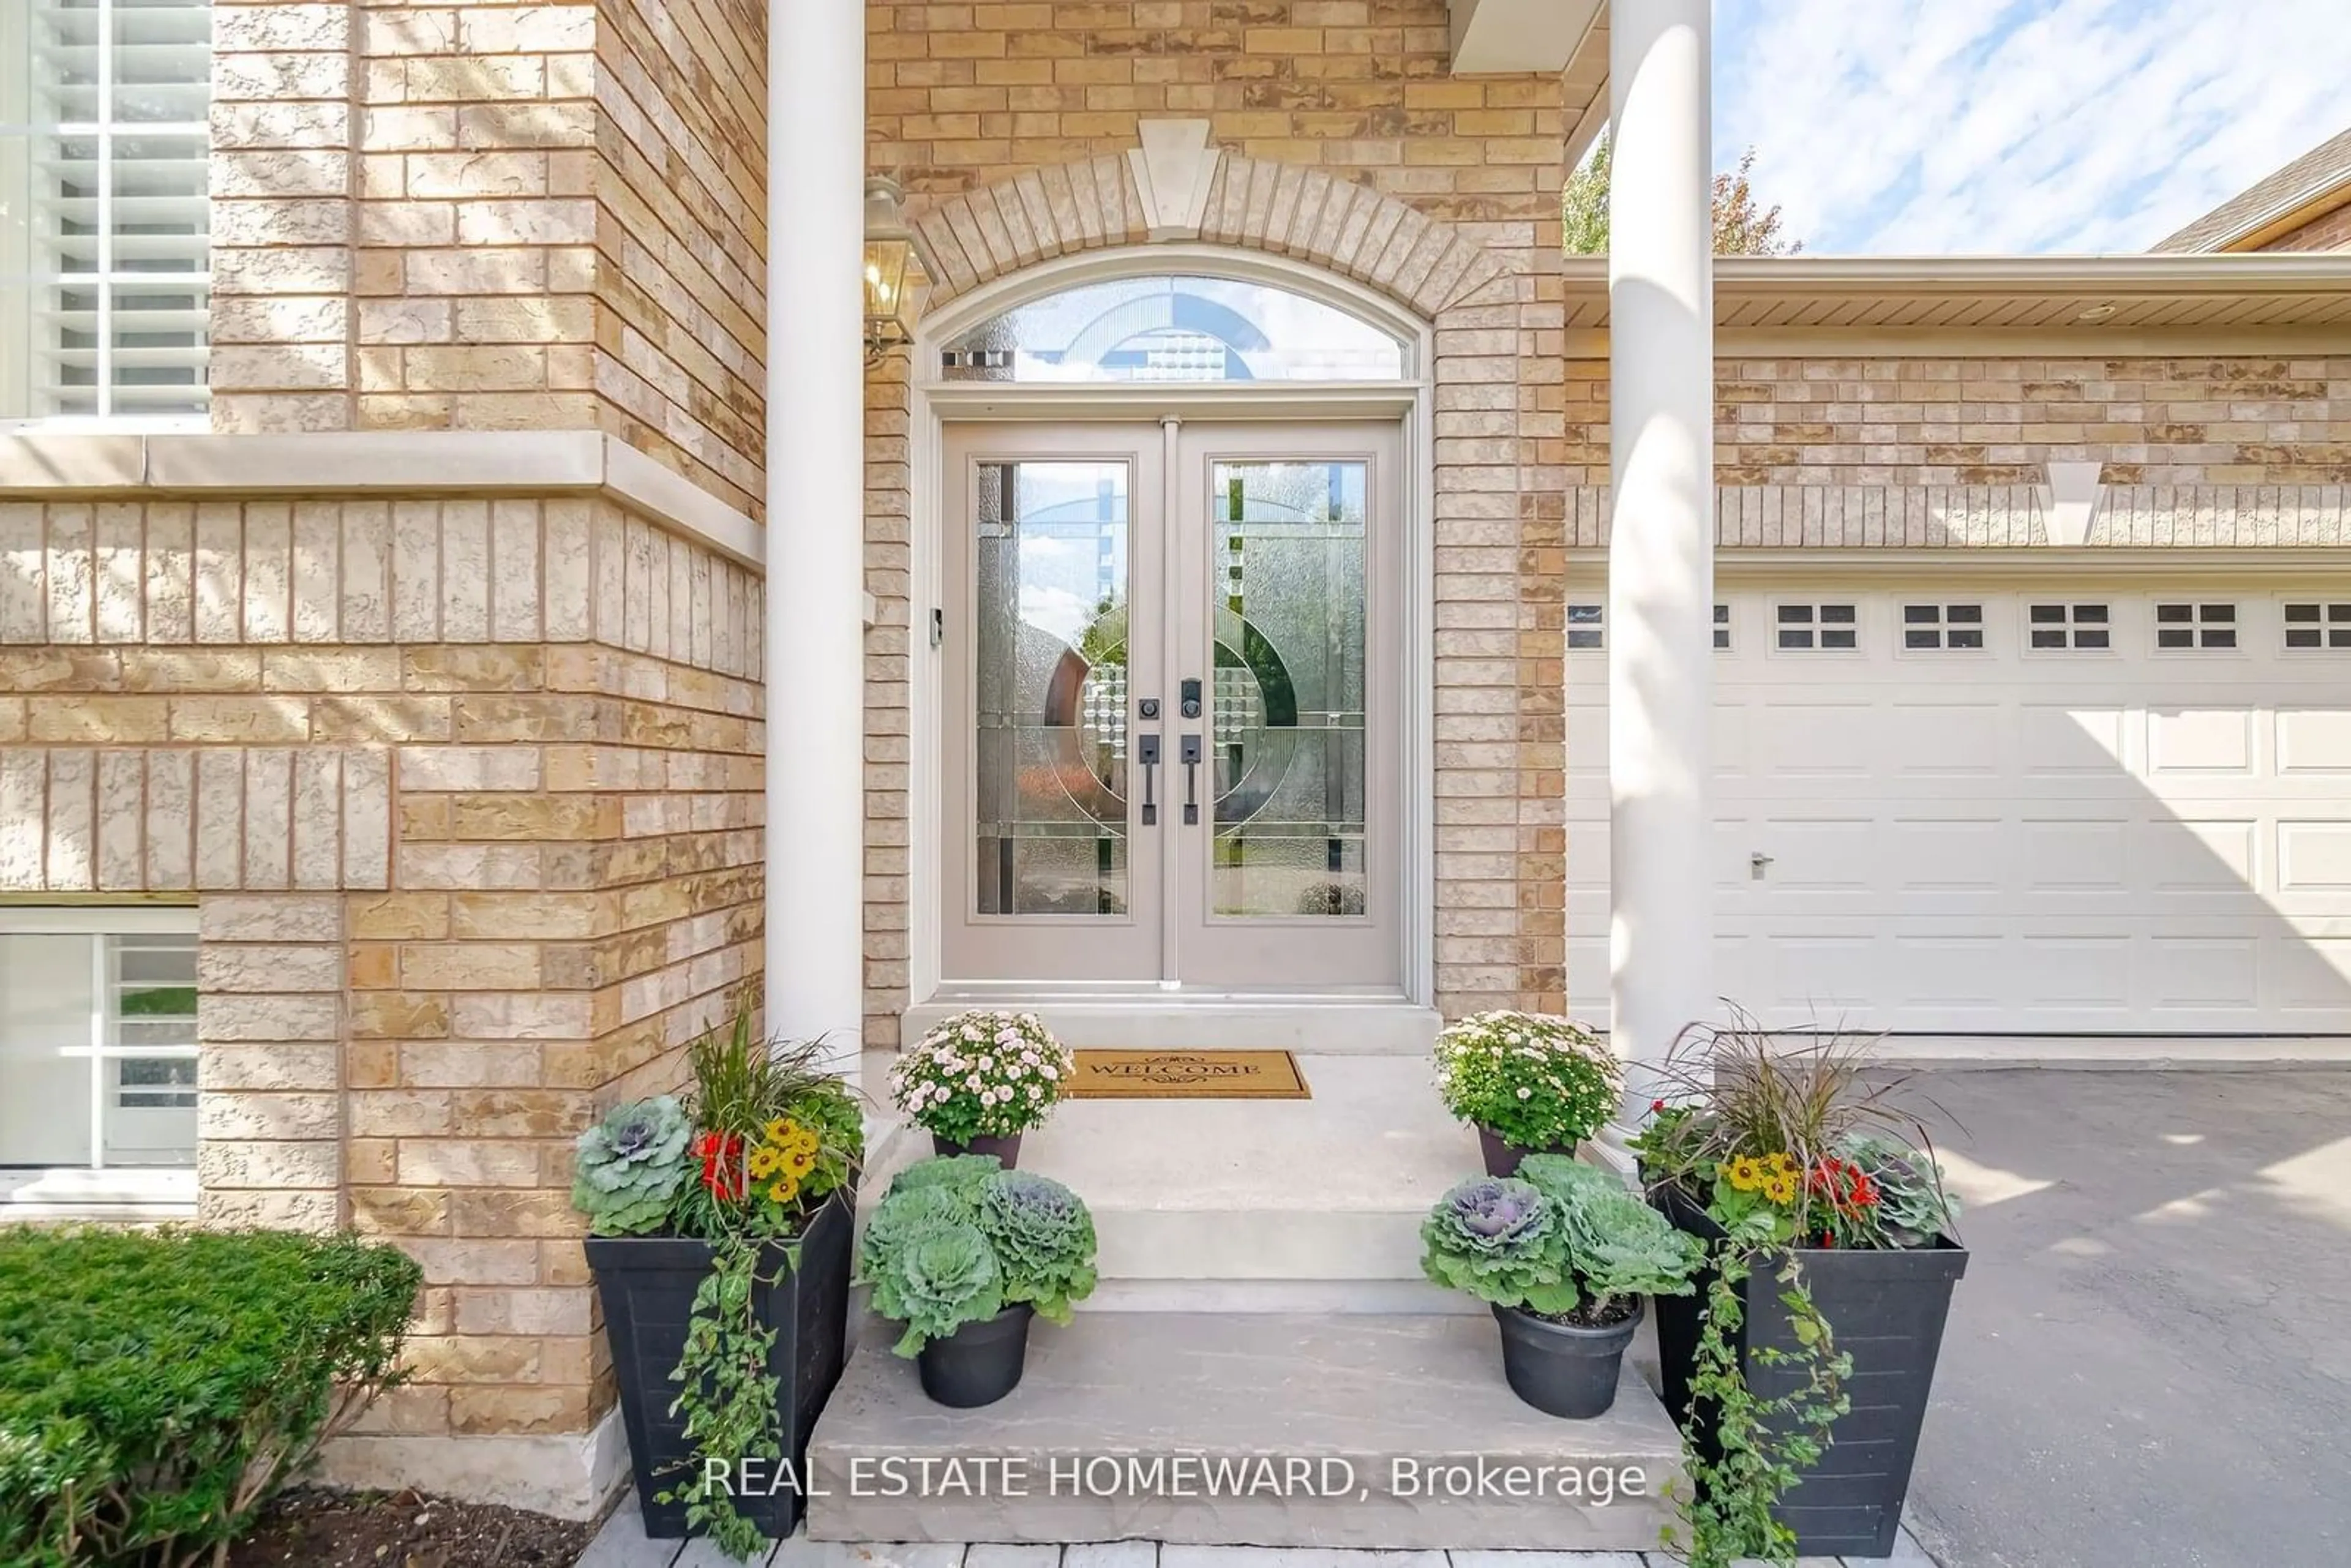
889 1009 1074 1166
1422 1153 1701 1419
1632 1018 1967 1564
572 1000 863 1559
857 1153 1097 1407
1433 1010 1621 1177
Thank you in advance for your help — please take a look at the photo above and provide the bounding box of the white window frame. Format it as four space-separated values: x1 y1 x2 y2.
2281 596 2351 654
1896 600 1990 656
1771 600 1862 656
1712 601 1732 652
0 904 198 1214
2023 599 2117 655
1 0 213 430
2151 599 2241 656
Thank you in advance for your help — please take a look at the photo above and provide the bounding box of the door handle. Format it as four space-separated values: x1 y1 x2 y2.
1750 850 1773 880
1180 734 1202 825
1137 733 1160 827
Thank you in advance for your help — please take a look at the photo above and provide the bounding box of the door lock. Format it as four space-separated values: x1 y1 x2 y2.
1138 697 1160 721
1180 678 1203 719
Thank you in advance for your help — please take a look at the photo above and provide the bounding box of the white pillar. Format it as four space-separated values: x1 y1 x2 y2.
766 1 866 1073
1607 0 1714 1109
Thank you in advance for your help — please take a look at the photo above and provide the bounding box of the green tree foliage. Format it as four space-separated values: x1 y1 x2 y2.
1562 135 1802 257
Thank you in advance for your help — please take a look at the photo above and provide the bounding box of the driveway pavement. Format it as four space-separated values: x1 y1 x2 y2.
1902 1067 2351 1568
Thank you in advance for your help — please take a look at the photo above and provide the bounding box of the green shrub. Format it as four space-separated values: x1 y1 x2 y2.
0 1226 422 1568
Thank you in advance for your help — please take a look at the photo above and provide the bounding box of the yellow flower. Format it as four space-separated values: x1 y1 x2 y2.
1762 1172 1799 1204
1726 1155 1764 1192
764 1117 792 1144
748 1146 781 1180
767 1172 800 1204
782 1144 817 1179
1762 1152 1798 1180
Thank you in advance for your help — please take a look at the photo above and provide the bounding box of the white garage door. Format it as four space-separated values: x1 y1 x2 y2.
1567 580 2351 1033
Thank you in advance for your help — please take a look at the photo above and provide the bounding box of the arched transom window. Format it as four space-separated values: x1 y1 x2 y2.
939 274 1409 384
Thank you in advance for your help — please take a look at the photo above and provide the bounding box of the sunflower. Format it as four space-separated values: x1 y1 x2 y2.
1726 1155 1764 1192
748 1145 781 1180
767 1172 800 1204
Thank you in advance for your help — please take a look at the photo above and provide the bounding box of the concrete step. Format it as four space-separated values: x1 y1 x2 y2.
804 1312 1682 1551
859 1056 1477 1308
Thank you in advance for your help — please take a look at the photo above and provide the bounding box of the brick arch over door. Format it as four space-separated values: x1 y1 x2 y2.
858 149 1569 1045
906 150 1515 322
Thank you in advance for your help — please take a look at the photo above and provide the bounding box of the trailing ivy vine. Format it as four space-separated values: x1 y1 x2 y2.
1662 1215 1853 1568
656 1231 784 1560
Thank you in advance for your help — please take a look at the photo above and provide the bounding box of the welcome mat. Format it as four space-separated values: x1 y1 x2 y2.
1065 1049 1311 1100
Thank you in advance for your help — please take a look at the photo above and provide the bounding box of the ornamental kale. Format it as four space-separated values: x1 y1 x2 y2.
1419 1176 1578 1315
570 1095 691 1235
1520 1153 1703 1311
866 1220 1005 1356
887 1152 1002 1198
975 1170 1098 1323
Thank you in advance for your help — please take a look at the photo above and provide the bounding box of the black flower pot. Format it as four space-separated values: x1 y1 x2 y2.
1476 1125 1575 1178
1649 1181 1967 1559
583 1192 853 1540
1491 1300 1640 1418
931 1131 1024 1167
916 1302 1034 1408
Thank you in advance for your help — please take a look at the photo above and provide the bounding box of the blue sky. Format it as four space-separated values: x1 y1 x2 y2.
1709 0 2351 254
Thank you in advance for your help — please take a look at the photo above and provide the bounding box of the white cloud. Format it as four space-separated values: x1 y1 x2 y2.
1713 0 2351 254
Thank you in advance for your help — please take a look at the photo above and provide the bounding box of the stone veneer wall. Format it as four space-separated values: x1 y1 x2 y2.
1560 356 2351 488
0 494 760 1455
212 0 768 518
860 1 1576 1033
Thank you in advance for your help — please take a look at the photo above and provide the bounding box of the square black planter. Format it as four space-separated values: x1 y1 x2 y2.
584 1192 853 1540
1650 1184 1967 1559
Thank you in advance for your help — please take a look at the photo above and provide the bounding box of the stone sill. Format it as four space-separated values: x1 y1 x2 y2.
1 1166 197 1223
1 429 763 572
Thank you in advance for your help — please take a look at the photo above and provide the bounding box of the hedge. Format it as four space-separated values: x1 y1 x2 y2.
0 1226 423 1567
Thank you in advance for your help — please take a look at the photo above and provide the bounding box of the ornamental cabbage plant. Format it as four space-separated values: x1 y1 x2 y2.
888 1010 1074 1142
1419 1175 1578 1315
865 1220 1006 1356
1433 1010 1620 1153
975 1170 1098 1322
1519 1153 1703 1311
570 1095 691 1234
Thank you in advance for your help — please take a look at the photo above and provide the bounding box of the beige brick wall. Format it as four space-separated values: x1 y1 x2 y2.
1558 356 2351 489
2255 200 2351 254
0 493 761 1442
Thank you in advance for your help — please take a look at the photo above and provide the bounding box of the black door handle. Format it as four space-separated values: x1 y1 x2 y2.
1137 733 1160 826
1180 734 1202 825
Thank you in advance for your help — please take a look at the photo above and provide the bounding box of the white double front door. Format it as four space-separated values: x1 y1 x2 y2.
940 420 1404 991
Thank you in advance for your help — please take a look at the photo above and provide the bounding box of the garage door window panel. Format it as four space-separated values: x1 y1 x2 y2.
2155 602 2237 653
2283 602 2351 651
1776 602 1859 653
1567 602 1603 650
1901 602 1985 653
2028 602 2112 653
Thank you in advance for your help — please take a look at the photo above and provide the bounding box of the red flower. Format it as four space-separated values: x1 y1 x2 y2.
695 1131 744 1202
1650 1098 1667 1113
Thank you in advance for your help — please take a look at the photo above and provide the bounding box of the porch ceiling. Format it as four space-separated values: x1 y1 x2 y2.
1554 253 2351 333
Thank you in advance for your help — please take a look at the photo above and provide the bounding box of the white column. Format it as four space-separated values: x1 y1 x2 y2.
1607 0 1714 1109
767 1 866 1073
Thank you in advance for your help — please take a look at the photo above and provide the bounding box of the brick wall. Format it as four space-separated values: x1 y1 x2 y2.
0 493 760 1446
1559 356 2351 488
212 0 767 519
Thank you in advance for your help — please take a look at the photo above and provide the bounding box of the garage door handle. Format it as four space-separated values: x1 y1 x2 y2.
1750 850 1773 879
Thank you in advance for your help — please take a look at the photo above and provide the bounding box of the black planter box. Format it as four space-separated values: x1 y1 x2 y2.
1650 1182 1967 1559
584 1192 853 1540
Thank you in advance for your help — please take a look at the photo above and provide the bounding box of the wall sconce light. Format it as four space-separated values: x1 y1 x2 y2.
864 176 917 364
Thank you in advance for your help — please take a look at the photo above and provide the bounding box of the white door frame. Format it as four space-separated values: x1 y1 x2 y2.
904 244 1439 1013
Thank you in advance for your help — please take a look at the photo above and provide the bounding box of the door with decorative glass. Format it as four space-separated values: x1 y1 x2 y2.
942 421 1401 989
